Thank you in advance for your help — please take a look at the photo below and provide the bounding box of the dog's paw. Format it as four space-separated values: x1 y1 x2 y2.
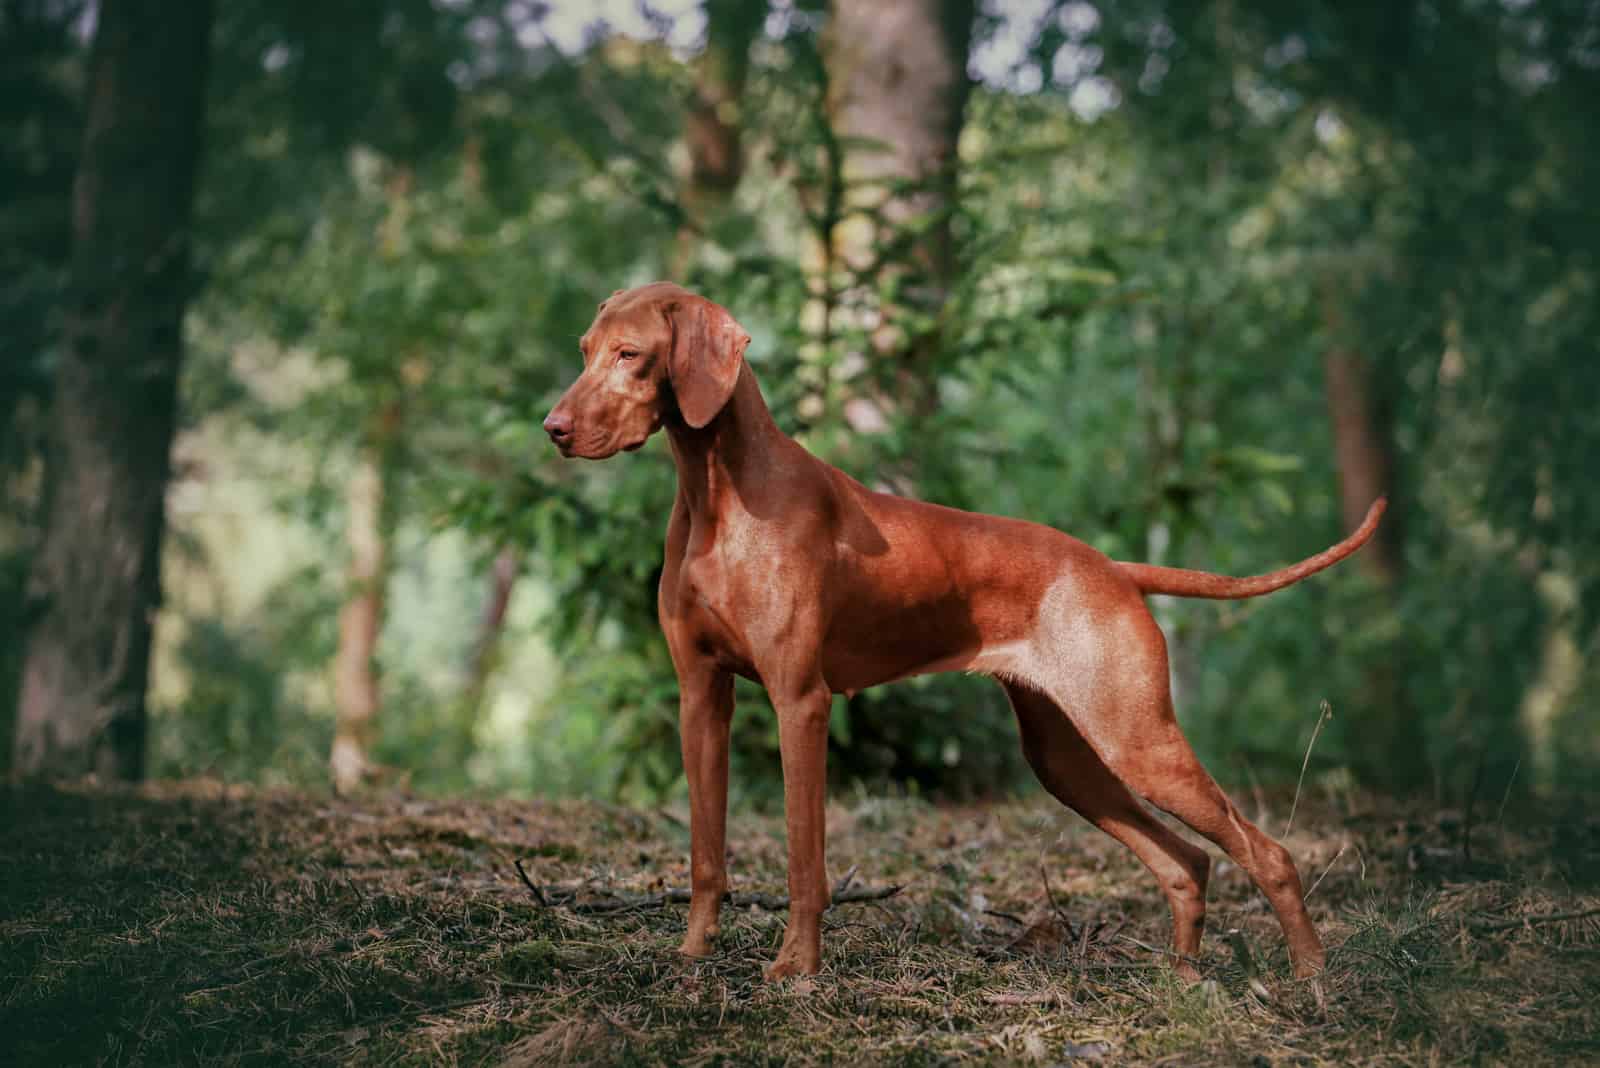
678 932 718 958
761 960 806 983
762 953 821 983
1292 954 1327 980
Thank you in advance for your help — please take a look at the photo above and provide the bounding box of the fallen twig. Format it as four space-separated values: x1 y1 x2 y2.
984 908 1026 926
1078 918 1103 958
983 990 1065 1006
512 858 549 907
1468 907 1600 934
1117 933 1166 957
511 861 902 914
1117 932 1200 974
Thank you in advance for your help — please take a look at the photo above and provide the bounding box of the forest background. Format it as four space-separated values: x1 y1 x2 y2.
5 0 1597 810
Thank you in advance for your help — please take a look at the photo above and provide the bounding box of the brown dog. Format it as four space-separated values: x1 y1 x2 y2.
544 282 1383 981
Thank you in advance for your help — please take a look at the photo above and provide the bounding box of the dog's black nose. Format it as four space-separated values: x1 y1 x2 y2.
543 410 574 442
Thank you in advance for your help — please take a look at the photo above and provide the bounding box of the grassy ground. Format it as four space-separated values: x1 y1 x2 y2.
2 780 1598 1066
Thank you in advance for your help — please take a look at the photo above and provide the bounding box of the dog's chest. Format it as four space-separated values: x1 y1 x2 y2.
676 538 756 614
669 522 783 651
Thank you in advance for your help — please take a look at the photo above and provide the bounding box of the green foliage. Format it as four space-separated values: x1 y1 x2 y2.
148 570 336 786
8 1 1596 799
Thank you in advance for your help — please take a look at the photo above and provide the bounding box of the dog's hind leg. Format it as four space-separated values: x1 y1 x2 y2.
1024 598 1325 977
1004 681 1211 979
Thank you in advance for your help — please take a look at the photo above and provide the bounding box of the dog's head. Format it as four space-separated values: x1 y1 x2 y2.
543 282 751 459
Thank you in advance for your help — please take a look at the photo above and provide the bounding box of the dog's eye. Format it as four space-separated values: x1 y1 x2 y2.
618 349 640 361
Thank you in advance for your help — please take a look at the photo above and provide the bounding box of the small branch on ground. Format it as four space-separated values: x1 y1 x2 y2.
1079 917 1103 958
511 860 901 915
1468 907 1600 934
1118 932 1200 974
983 990 1064 1005
512 859 549 906
1117 933 1166 957
832 864 859 896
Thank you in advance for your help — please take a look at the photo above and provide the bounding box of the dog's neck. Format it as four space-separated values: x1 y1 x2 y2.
666 362 785 522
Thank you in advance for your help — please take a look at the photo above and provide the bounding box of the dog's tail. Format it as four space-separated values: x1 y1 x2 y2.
1115 497 1386 600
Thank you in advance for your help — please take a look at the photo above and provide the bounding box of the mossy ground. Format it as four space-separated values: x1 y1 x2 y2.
3 780 1597 1065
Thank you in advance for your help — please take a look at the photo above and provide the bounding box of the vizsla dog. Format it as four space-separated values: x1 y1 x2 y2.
544 282 1383 982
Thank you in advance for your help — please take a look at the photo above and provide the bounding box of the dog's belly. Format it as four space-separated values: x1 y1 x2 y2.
815 504 1065 693
819 637 979 695
817 587 1020 694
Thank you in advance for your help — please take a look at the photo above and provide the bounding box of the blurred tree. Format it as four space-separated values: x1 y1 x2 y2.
0 0 87 773
1265 0 1599 791
329 169 414 796
821 0 975 437
12 0 214 780
1320 280 1414 775
192 0 480 791
674 0 767 272
462 544 520 708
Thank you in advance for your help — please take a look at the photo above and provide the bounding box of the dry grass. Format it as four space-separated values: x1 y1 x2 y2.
2 780 1598 1066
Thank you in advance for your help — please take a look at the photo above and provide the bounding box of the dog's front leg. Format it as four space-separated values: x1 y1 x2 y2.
765 679 833 981
675 662 734 958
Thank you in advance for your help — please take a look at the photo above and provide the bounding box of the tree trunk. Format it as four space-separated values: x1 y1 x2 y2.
12 0 214 781
328 167 413 795
671 0 764 276
462 547 520 708
330 401 400 794
1321 289 1415 782
822 0 974 431
1322 346 1403 585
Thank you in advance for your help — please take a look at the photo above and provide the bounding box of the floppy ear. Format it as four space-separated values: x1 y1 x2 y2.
666 295 750 429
